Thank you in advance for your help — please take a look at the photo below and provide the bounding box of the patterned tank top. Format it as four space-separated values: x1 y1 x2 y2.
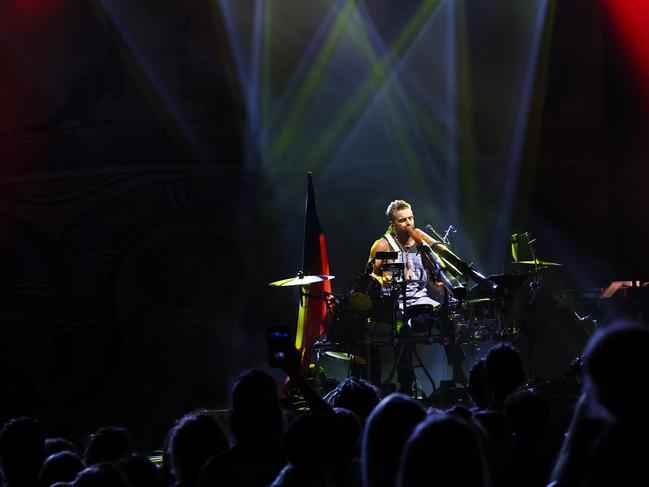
381 233 439 308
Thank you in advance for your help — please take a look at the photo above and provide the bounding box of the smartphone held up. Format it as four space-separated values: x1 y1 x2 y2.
267 325 292 368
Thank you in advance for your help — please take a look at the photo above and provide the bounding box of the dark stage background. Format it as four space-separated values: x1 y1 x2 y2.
0 0 647 449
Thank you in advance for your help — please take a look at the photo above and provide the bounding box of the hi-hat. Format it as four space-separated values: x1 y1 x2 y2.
269 274 335 287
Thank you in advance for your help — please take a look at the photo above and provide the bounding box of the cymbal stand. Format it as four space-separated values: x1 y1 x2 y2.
523 233 542 379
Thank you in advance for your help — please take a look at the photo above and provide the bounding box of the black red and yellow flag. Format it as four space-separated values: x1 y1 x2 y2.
295 173 332 364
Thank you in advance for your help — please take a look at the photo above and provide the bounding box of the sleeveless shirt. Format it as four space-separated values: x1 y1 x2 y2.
382 233 439 308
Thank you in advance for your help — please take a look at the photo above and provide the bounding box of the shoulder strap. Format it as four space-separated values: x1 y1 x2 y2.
383 233 401 252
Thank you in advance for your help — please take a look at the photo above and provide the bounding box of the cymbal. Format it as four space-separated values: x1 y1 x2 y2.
324 351 367 364
465 297 491 305
269 274 335 287
512 260 562 267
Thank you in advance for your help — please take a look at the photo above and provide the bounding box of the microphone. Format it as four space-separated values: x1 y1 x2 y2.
426 224 445 243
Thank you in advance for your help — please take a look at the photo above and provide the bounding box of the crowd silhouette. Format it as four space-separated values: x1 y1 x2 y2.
1 320 646 486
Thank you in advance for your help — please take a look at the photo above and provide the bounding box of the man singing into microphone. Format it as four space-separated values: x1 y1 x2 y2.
368 199 466 395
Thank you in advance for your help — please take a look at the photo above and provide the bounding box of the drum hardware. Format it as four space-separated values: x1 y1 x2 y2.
506 232 570 379
312 336 367 365
312 336 367 393
269 229 528 396
268 272 335 287
413 344 438 399
487 273 528 288
457 297 499 342
375 251 399 260
509 232 563 269
512 260 562 267
317 279 381 390
268 271 338 342
329 271 523 395
405 225 502 388
268 271 338 392
323 296 366 342
378 302 450 397
322 351 367 364
404 304 443 341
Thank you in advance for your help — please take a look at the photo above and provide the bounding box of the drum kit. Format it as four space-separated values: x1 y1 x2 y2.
268 235 564 395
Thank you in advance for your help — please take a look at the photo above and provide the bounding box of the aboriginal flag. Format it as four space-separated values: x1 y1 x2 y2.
295 173 332 364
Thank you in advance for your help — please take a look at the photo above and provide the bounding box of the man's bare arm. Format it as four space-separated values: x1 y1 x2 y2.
369 238 390 275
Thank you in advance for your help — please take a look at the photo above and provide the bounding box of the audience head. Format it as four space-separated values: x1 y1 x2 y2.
73 461 129 487
0 416 45 484
45 437 80 457
323 377 380 424
331 408 362 484
333 407 362 456
168 410 228 485
362 393 426 487
583 321 649 415
83 426 132 465
230 369 283 443
232 368 280 414
473 410 515 471
283 413 337 477
577 322 649 486
397 413 490 487
484 344 524 405
469 359 489 410
504 389 550 434
232 369 279 414
446 405 472 422
119 453 160 487
40 451 85 487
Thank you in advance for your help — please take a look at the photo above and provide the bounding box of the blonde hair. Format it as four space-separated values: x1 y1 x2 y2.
385 200 411 221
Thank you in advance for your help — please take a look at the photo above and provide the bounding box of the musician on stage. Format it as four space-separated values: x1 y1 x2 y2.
368 199 466 394
369 200 440 306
